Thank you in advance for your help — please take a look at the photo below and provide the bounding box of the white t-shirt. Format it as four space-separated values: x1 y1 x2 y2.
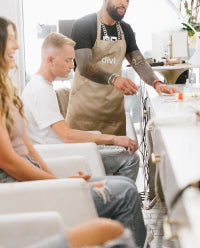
21 74 64 144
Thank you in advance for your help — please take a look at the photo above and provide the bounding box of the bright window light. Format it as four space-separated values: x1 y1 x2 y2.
23 0 181 81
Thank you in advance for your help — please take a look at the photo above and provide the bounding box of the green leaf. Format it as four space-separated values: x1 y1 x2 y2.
188 30 195 37
181 23 195 37
186 9 191 15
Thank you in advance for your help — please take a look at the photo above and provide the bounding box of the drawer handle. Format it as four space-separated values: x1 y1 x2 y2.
151 153 161 164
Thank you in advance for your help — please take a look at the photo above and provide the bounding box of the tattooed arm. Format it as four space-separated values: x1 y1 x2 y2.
126 50 179 95
75 48 138 95
126 50 158 86
75 48 111 84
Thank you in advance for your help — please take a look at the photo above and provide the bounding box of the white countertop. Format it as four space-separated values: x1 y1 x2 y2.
146 84 200 247
148 84 200 186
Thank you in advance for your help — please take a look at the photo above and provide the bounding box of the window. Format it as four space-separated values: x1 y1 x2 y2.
23 0 101 82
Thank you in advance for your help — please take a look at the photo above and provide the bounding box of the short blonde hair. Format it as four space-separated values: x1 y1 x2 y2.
42 32 75 51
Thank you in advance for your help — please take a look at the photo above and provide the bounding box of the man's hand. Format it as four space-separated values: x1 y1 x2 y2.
113 77 139 95
68 171 91 182
155 83 180 95
113 136 138 154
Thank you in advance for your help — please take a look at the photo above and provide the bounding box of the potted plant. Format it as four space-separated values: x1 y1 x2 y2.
181 0 200 47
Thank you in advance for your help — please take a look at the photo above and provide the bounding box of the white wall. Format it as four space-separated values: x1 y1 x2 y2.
124 0 182 55
0 0 25 93
0 0 18 20
23 0 102 78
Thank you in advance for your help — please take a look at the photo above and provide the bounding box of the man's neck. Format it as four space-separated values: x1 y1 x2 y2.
36 67 55 83
101 8 116 25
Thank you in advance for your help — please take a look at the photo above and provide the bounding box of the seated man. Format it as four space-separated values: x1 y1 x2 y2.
22 33 139 182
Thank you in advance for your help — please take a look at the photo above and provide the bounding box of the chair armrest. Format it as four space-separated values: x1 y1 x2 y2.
44 156 91 178
0 179 98 227
0 211 64 248
34 142 106 176
126 112 138 143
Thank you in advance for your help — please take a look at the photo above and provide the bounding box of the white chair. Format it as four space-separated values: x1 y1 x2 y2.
44 156 91 178
34 142 106 176
126 112 138 143
0 211 64 248
0 179 98 228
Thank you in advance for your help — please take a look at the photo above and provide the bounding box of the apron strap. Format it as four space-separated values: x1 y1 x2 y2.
97 11 101 40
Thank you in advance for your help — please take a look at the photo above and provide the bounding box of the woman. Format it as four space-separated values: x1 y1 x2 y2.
0 16 146 248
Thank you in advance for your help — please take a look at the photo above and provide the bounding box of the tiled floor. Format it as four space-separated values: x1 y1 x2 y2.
135 122 168 248
136 167 168 248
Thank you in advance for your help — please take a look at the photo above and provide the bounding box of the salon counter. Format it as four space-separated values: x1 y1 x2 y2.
145 84 200 248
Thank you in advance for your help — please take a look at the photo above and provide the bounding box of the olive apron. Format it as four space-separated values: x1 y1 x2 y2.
66 12 127 135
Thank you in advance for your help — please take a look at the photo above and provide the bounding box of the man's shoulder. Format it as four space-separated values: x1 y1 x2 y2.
72 13 97 49
22 75 53 99
75 13 97 23
119 21 138 53
120 20 133 33
73 13 97 29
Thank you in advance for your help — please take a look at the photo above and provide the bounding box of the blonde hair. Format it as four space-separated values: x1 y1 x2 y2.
0 17 24 137
42 32 75 57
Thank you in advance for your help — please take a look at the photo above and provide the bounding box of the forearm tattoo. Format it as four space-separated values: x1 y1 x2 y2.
75 48 112 85
127 50 158 86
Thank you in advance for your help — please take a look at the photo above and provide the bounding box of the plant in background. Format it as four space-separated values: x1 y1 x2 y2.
180 0 200 36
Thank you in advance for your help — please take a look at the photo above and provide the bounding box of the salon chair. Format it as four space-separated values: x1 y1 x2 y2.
44 155 91 178
0 156 98 229
0 211 64 248
0 178 98 228
34 142 106 176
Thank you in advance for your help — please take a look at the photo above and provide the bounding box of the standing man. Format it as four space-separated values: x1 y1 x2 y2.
66 0 179 135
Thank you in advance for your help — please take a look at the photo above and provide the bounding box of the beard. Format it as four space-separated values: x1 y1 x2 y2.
106 2 126 21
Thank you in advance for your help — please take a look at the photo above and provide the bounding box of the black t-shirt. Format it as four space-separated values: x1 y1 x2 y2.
71 13 138 54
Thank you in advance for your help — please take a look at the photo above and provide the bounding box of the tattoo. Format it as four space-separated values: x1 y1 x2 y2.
86 64 98 75
131 54 145 67
127 50 158 86
75 48 111 85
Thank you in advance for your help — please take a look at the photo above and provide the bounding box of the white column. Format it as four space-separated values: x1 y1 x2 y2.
0 0 25 94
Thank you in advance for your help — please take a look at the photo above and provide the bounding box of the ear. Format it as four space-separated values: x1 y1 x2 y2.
47 55 54 66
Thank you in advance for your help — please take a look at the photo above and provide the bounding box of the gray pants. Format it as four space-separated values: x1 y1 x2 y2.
98 145 140 182
90 176 146 248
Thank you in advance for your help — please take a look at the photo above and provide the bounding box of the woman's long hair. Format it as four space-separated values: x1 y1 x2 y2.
0 17 24 137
